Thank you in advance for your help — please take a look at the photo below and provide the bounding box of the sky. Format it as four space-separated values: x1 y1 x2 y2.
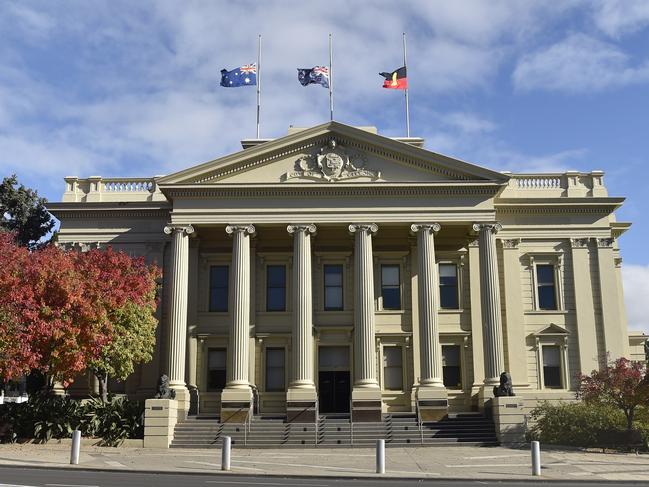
1 1 648 332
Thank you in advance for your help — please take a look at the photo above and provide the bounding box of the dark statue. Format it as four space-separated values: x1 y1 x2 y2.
154 374 176 399
493 371 515 397
644 339 649 364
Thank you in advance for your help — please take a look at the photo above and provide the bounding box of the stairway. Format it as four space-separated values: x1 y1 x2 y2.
170 412 497 449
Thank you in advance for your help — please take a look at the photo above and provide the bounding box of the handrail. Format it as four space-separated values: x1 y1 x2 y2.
415 388 423 445
244 398 253 446
314 399 319 446
349 398 354 446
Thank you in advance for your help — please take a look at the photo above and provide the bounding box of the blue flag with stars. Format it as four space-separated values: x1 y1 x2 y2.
220 64 257 87
297 66 329 88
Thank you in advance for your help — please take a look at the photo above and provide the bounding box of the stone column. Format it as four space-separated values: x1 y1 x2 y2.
410 223 448 421
349 223 381 421
163 224 194 416
220 224 255 423
286 224 318 422
472 223 505 395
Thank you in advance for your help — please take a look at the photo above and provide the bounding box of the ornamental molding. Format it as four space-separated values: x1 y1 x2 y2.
225 224 256 236
47 209 171 219
410 223 441 235
570 238 590 248
163 224 195 236
282 138 381 183
348 223 379 235
472 222 502 234
287 223 317 235
500 238 520 249
596 237 615 248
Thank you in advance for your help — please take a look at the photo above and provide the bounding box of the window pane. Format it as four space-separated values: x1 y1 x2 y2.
208 349 227 369
443 367 462 388
537 265 555 285
542 346 561 366
266 348 284 367
267 288 286 311
383 347 403 390
319 346 349 369
383 347 402 367
384 368 403 390
442 345 460 367
324 265 343 286
440 286 459 309
543 346 562 388
439 263 457 279
442 345 462 388
324 287 343 310
267 265 286 311
207 349 227 391
538 286 557 310
382 288 401 309
267 265 286 287
543 366 562 388
381 265 400 286
209 265 228 312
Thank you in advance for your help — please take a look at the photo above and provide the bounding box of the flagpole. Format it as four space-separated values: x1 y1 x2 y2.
329 33 334 121
403 32 410 137
257 34 262 139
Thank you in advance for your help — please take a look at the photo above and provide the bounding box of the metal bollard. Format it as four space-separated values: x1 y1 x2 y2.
221 436 231 471
70 430 81 465
531 440 541 476
376 439 385 474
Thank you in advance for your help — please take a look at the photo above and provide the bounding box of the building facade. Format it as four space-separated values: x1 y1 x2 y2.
48 122 642 422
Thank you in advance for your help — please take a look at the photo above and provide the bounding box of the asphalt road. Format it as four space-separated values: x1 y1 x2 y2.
0 466 645 487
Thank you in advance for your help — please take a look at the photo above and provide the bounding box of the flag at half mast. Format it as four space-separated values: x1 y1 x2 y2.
220 64 257 87
297 66 329 88
380 66 407 89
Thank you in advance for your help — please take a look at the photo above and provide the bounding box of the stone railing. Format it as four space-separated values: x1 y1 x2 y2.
63 176 167 203
500 171 607 198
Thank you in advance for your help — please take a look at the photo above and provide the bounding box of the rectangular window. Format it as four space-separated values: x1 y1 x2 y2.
542 346 562 388
381 264 401 310
324 264 343 311
536 264 557 310
265 348 285 392
266 265 286 311
383 347 403 390
439 263 459 309
209 265 228 312
442 345 462 388
207 348 227 391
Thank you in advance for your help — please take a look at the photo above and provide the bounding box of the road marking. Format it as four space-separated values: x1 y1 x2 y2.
0 484 39 487
104 460 126 468
185 461 264 472
569 472 595 476
46 484 100 487
465 454 529 460
231 458 370 472
205 482 328 486
445 463 529 468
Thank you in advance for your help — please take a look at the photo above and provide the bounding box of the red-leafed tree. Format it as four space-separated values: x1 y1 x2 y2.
0 232 160 395
577 357 649 431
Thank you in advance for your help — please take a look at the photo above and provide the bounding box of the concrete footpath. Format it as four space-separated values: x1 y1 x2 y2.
0 443 648 481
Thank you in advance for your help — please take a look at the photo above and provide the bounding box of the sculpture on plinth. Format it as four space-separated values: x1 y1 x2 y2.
493 371 515 397
154 374 176 399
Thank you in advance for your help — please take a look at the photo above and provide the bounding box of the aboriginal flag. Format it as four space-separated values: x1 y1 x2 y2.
379 66 407 89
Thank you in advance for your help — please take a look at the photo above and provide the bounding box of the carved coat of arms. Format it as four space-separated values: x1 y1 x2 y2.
283 138 381 182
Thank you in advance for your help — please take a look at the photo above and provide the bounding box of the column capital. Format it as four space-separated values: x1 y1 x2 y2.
501 238 520 249
287 223 317 235
472 222 502 234
570 238 590 249
348 223 378 235
410 223 441 235
225 224 256 236
596 237 615 248
164 224 194 236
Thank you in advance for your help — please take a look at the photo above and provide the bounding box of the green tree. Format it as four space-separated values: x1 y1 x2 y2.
0 174 55 248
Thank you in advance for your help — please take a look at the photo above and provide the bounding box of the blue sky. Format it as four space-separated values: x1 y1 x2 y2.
1 1 648 331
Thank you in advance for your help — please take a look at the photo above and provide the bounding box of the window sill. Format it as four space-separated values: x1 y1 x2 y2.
439 309 464 314
376 309 407 315
525 310 569 315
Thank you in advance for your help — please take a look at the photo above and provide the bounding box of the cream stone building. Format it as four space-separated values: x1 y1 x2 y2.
49 122 641 424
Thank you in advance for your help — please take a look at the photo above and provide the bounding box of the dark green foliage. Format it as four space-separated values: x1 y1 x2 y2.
0 174 55 249
528 401 649 450
0 393 144 446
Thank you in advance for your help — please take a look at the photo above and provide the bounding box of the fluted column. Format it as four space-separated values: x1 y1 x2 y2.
349 223 380 389
287 224 317 389
411 223 444 388
473 222 505 386
225 224 255 389
163 224 194 409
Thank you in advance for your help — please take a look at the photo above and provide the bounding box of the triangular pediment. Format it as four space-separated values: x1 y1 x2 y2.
158 121 508 186
533 324 569 336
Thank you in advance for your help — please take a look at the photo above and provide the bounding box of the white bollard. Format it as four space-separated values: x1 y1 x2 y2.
376 439 385 474
531 440 541 476
70 430 81 465
221 436 231 471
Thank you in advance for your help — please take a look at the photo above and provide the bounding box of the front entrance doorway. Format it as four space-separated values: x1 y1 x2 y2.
318 346 350 414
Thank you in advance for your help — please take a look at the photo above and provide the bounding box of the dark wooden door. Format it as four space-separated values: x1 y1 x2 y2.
319 370 350 413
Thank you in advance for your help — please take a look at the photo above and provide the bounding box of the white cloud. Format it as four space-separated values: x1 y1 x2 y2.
592 0 649 38
441 112 497 135
513 33 649 93
623 264 649 334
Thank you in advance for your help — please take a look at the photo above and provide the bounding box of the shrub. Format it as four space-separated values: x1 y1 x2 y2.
528 401 627 448
80 396 144 446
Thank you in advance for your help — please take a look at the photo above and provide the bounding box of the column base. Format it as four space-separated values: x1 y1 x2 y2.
351 388 382 422
417 387 448 422
286 387 317 423
220 387 252 423
169 385 190 420
143 398 178 448
491 396 526 445
478 381 498 414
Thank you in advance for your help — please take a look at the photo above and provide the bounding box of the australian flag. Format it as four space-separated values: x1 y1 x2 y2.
220 64 257 87
297 66 329 88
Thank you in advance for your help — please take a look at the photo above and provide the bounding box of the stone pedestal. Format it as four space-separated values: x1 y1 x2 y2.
220 388 253 424
286 389 318 423
491 396 526 445
351 388 382 422
417 387 449 422
143 398 178 448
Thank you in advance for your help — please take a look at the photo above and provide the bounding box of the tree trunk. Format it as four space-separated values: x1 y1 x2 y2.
94 370 108 403
626 407 635 431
